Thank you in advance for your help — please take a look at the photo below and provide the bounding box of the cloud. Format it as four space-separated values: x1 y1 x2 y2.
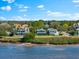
72 0 79 7
37 5 44 9
47 11 71 17
70 13 79 20
15 4 29 12
72 0 79 3
15 4 29 9
0 16 30 21
73 4 79 7
0 16 6 20
2 0 15 3
23 15 27 17
24 6 29 9
1 6 12 11
46 11 79 20
19 9 27 12
9 16 30 21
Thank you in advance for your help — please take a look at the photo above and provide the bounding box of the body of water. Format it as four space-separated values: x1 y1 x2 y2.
0 43 79 59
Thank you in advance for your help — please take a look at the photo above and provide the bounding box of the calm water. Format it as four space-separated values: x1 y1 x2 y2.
0 43 79 59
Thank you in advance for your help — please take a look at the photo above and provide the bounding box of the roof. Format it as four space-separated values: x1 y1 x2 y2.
14 24 29 29
36 28 46 32
48 28 57 31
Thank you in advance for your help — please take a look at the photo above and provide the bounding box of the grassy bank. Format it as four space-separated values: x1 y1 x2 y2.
32 36 79 45
0 36 21 43
0 36 79 45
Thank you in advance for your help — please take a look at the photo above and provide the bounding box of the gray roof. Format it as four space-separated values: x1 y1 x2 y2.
48 28 57 31
36 28 46 32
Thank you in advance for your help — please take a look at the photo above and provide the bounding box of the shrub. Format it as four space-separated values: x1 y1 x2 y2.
0 29 7 36
9 32 14 36
68 30 76 36
21 33 35 42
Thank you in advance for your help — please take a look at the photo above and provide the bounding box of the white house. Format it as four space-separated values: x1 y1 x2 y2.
36 28 47 35
73 23 79 36
13 24 29 35
47 28 59 35
59 32 70 36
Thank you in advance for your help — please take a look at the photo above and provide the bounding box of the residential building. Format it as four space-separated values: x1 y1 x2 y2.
13 24 29 35
59 32 70 36
47 28 59 35
73 23 79 36
36 28 47 35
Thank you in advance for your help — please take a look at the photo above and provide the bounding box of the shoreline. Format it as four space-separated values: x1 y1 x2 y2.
22 43 79 46
0 41 79 46
0 36 79 46
0 42 79 46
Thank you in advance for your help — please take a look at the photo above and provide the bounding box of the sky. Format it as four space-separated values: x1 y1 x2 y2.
0 0 79 21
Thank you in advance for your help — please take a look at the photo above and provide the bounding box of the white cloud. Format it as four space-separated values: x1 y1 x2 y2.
1 7 6 10
23 15 27 17
1 6 12 11
24 6 29 9
69 13 79 20
15 4 29 12
75 4 79 7
0 16 6 20
17 4 24 8
72 0 79 3
10 16 30 21
47 11 71 17
72 0 79 7
16 4 29 9
13 16 26 20
19 9 27 12
2 0 15 3
46 11 79 20
37 5 44 9
0 16 30 21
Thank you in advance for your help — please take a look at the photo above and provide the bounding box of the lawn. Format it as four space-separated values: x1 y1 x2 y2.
31 35 79 45
35 35 59 39
0 35 79 45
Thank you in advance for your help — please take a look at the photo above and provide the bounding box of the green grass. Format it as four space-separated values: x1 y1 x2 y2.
32 36 79 45
0 35 22 43
35 35 59 39
0 35 79 45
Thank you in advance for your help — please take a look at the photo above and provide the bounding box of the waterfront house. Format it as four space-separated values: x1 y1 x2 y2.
73 23 79 36
36 28 47 35
13 24 29 35
47 28 59 35
59 32 70 36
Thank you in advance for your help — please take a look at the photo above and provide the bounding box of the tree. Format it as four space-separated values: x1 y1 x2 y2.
0 29 7 36
0 23 12 31
50 22 60 29
21 33 35 42
62 23 69 31
49 22 62 31
32 20 44 29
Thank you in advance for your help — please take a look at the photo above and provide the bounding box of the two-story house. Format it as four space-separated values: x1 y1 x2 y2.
36 28 47 35
13 24 29 35
47 28 59 35
73 23 79 36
